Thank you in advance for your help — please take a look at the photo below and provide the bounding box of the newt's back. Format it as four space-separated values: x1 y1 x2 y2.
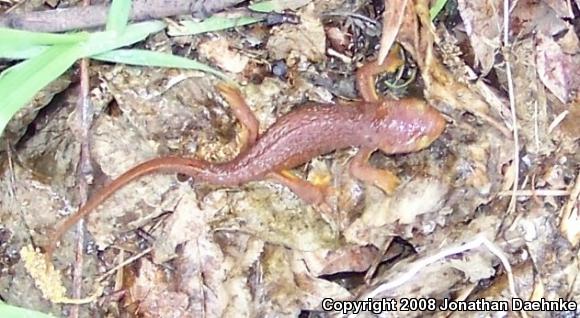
215 102 376 183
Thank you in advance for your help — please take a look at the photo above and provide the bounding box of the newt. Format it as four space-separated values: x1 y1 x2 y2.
45 49 446 260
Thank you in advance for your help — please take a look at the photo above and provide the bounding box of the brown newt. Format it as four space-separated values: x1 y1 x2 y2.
45 49 446 260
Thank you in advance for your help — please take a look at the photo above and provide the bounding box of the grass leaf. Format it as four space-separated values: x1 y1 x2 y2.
0 21 165 60
248 0 283 12
0 302 56 318
249 0 310 13
0 44 47 59
93 49 228 79
0 44 81 134
106 0 132 32
430 0 449 20
167 16 262 36
0 27 88 45
79 20 166 57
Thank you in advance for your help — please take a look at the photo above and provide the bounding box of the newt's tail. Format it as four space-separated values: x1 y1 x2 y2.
45 156 215 263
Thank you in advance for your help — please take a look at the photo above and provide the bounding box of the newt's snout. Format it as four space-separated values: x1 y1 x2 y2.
376 99 446 154
416 104 446 149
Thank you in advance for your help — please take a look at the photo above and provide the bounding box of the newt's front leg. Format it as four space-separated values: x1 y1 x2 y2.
352 46 405 193
216 83 259 150
217 83 333 209
349 148 400 194
267 170 332 213
356 45 405 103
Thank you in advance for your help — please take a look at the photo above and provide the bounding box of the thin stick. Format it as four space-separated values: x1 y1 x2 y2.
97 247 153 282
547 110 569 134
70 4 93 313
498 189 570 197
503 0 519 215
560 172 580 243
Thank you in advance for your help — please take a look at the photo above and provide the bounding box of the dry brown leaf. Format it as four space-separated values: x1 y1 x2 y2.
505 204 580 302
560 173 580 245
126 259 191 318
542 0 575 18
151 190 220 263
511 0 573 37
558 97 580 139
174 238 230 317
266 4 326 62
344 177 450 247
505 37 555 154
251 246 350 316
300 245 379 276
102 67 218 147
536 32 580 104
198 37 249 73
378 0 408 64
456 0 502 75
368 177 448 226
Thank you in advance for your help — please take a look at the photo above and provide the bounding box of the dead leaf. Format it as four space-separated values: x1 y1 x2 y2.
456 0 502 75
266 4 326 62
378 0 408 64
198 37 249 73
536 32 580 104
300 245 379 276
125 259 190 318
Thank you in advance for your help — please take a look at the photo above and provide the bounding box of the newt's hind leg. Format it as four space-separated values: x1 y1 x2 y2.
356 45 405 103
349 148 400 194
268 170 333 214
216 83 259 150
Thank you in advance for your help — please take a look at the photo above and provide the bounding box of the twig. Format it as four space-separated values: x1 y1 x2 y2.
0 0 245 32
498 189 570 197
97 247 153 282
502 0 519 215
364 236 394 284
322 12 379 25
70 0 93 312
560 172 580 244
547 110 569 134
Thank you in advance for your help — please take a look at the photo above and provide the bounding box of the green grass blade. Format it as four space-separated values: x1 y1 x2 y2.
249 0 310 13
0 27 88 45
0 44 47 59
0 21 164 60
168 0 312 36
168 16 262 36
107 0 132 32
79 20 166 57
430 0 449 20
0 302 56 318
0 44 81 134
248 0 284 12
93 49 228 79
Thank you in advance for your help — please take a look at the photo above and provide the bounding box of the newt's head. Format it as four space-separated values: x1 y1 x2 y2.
372 99 446 154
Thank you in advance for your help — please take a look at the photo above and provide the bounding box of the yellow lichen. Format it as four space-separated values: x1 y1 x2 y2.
20 244 102 304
